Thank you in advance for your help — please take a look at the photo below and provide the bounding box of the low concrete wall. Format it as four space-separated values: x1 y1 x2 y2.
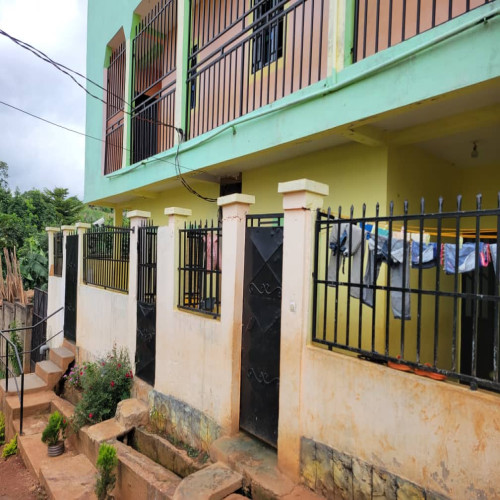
76 284 130 362
297 346 500 498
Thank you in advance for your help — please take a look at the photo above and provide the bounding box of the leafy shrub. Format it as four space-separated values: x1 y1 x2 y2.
72 346 133 430
41 411 68 446
2 434 17 458
8 325 23 377
0 411 5 445
95 443 118 500
63 361 96 390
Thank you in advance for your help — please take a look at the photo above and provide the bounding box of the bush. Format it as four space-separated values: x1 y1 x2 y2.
95 443 118 500
41 411 68 446
63 361 96 390
8 327 23 377
2 434 17 458
0 411 5 445
72 347 133 430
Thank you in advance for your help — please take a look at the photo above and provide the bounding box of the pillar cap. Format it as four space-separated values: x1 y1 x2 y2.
278 179 329 196
61 225 76 232
45 227 60 233
217 193 255 207
164 207 192 217
75 222 91 229
127 210 151 219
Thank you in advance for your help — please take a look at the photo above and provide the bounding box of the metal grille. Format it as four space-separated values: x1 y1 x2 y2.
138 222 158 303
107 42 126 119
186 0 328 139
353 0 491 62
104 119 124 175
30 288 48 372
131 0 177 163
53 231 63 277
312 195 500 392
178 219 221 317
83 225 131 293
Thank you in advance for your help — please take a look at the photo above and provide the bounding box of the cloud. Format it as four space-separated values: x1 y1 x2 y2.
0 0 88 199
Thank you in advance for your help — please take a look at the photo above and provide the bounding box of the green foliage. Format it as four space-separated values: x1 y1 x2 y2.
41 411 68 447
0 411 5 445
8 328 23 377
79 205 114 226
95 443 118 500
19 237 48 290
2 433 17 458
63 361 95 390
44 188 84 225
72 347 133 430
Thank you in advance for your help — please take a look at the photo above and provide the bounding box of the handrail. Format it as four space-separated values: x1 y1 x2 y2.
0 307 64 436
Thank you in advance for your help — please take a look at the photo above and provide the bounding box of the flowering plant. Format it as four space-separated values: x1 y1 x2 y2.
72 346 133 430
63 362 95 390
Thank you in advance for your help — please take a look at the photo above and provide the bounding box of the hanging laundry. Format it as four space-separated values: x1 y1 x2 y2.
362 235 411 320
327 223 365 299
411 241 438 269
443 242 489 274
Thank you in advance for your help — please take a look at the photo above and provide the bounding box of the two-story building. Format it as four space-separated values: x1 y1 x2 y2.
46 0 500 497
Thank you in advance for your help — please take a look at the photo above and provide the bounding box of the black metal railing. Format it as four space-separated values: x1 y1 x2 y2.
353 0 491 62
83 225 132 293
131 0 177 163
54 231 63 277
312 195 500 393
186 0 328 139
178 219 222 317
107 42 126 120
0 307 64 436
138 222 158 304
104 119 124 175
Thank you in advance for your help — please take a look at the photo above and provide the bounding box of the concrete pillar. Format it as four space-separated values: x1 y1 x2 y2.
126 210 151 372
277 179 328 480
218 194 255 433
45 227 59 277
75 223 91 285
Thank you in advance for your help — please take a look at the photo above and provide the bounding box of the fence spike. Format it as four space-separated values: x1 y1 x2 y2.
404 200 408 214
438 196 443 213
457 194 462 211
476 193 482 210
389 200 394 216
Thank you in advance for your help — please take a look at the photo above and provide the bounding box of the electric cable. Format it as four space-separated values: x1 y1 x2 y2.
0 28 216 202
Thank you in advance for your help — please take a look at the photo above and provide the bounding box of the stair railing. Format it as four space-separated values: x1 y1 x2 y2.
0 306 64 435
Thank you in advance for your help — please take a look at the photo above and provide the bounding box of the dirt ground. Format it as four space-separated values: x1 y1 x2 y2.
0 445 47 500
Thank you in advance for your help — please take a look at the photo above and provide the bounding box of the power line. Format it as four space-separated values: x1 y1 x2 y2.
0 28 217 201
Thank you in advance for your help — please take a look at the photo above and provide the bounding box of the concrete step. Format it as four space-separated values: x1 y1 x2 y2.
173 462 243 500
62 338 77 356
40 453 97 500
35 360 63 389
49 346 74 373
0 372 47 397
210 433 296 499
114 439 181 500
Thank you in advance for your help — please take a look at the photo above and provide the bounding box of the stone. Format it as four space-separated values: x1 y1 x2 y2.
300 437 318 492
396 478 426 500
373 468 397 500
115 398 149 427
426 490 450 500
315 441 334 498
352 457 372 500
173 462 243 500
283 485 326 499
332 450 353 500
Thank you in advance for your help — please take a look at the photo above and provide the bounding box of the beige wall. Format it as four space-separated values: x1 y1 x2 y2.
47 275 65 349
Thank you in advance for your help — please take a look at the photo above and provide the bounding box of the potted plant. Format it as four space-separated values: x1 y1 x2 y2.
41 411 67 457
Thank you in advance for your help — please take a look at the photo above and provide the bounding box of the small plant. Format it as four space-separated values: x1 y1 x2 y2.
41 411 67 446
95 443 118 500
72 346 133 430
2 434 17 458
64 361 95 390
0 411 5 445
8 324 23 377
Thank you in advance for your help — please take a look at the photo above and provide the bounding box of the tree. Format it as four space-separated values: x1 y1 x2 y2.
44 188 84 225
0 161 8 190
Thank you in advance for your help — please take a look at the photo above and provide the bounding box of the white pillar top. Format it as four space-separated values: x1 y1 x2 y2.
126 210 151 219
164 207 192 217
61 225 76 232
278 179 329 196
45 227 60 233
75 222 91 230
217 193 255 207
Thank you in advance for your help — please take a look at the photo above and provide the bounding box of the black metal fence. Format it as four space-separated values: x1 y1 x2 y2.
131 0 177 163
353 0 491 62
104 119 124 175
178 220 221 317
83 225 132 293
312 195 500 392
53 231 63 277
138 222 158 303
186 0 328 139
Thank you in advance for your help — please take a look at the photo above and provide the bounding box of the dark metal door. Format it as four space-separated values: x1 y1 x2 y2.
136 224 158 386
31 288 48 371
240 214 283 447
64 234 78 342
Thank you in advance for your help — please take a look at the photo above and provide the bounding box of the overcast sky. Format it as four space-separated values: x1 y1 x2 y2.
0 0 88 199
